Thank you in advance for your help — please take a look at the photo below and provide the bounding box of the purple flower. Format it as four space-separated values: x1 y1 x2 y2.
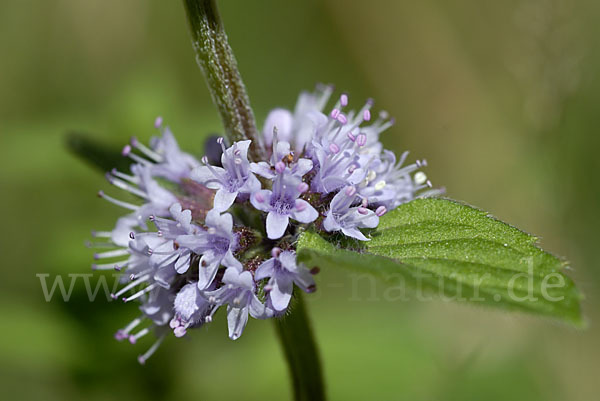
251 133 313 180
255 248 316 311
176 210 242 289
359 150 439 210
144 203 203 285
170 282 214 338
250 169 318 239
262 84 333 153
123 119 200 182
323 186 380 241
309 134 367 194
204 268 269 340
191 139 261 212
101 163 178 225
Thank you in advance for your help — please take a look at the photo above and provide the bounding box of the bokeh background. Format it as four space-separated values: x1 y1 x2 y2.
1 0 599 400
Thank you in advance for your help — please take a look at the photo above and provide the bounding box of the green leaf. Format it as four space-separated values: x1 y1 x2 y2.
65 132 132 173
297 198 584 327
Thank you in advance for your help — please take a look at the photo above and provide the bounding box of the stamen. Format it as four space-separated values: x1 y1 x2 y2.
98 191 139 211
111 169 139 184
154 116 163 129
112 274 150 299
129 327 150 344
94 249 129 260
130 137 162 162
92 261 126 271
138 335 165 365
106 174 149 199
115 316 143 340
376 206 387 217
123 282 158 303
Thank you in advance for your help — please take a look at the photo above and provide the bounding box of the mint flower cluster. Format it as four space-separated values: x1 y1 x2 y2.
88 86 436 363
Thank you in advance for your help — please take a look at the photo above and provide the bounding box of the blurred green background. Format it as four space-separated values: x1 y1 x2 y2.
1 0 599 400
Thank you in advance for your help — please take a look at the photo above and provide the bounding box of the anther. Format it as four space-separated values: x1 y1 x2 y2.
363 109 371 121
275 161 286 174
345 186 357 197
295 199 307 211
356 134 367 147
271 247 282 258
340 93 348 107
297 182 309 193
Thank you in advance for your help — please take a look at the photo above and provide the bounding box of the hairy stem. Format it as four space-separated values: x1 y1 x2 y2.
274 292 326 401
182 0 264 160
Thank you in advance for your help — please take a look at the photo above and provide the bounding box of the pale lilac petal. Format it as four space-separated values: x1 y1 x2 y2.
255 259 276 281
270 276 293 311
213 188 238 212
222 265 241 285
221 250 243 271
173 282 201 322
111 214 138 247
323 212 341 232
205 209 233 233
250 162 275 179
198 252 219 289
291 200 318 223
295 158 313 176
175 233 210 253
174 251 191 274
237 270 255 291
239 172 261 194
263 108 293 145
250 190 273 212
153 265 176 289
266 212 289 239
149 240 178 268
278 251 297 271
293 265 316 292
227 305 249 340
356 211 379 228
249 294 272 319
341 227 369 241
191 166 224 189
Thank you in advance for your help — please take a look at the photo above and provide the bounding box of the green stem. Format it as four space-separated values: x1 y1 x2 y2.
182 0 264 160
274 292 326 401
